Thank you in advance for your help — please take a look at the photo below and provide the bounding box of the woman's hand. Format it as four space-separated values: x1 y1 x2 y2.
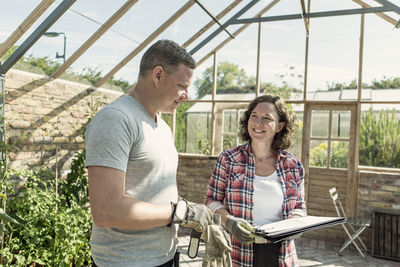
226 215 256 243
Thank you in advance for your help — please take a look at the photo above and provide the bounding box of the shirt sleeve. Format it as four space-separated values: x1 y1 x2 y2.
205 153 228 208
292 160 307 217
85 107 135 172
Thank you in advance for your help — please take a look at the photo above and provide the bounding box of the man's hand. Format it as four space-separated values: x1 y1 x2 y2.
172 199 213 232
201 224 232 267
225 215 255 244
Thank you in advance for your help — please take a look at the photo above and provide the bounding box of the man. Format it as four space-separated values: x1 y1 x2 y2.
85 39 212 266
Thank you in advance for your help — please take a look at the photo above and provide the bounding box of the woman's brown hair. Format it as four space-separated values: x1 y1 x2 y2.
238 95 296 151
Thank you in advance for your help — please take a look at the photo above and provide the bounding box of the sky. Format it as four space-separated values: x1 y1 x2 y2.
0 0 399 99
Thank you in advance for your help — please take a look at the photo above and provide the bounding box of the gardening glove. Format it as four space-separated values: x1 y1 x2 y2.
201 224 232 267
171 199 213 233
226 215 255 244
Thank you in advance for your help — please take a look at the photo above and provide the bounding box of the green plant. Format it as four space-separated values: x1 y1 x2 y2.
0 169 92 266
62 101 100 207
360 108 400 168
198 135 211 155
309 142 348 168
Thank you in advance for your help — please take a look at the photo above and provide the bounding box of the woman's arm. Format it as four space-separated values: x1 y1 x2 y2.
292 161 307 217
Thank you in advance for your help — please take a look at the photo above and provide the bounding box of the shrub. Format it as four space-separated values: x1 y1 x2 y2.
309 108 400 169
360 108 400 168
0 169 92 266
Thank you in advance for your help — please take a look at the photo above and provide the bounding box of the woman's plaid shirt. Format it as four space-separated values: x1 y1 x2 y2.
205 143 306 267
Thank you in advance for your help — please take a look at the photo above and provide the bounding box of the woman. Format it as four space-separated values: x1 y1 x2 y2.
205 95 306 267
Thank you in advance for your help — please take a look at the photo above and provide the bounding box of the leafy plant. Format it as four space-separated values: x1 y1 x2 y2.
360 108 400 168
0 169 92 266
309 142 348 169
62 101 100 207
309 108 400 169
197 135 211 155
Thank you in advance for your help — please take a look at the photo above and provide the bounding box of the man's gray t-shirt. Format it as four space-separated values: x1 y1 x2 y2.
85 95 179 267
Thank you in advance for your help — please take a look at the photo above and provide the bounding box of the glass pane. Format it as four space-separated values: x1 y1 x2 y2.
223 110 238 133
332 111 350 138
287 104 303 158
360 104 400 169
330 141 349 169
311 110 329 138
309 140 328 168
178 102 211 154
161 113 172 129
222 135 236 151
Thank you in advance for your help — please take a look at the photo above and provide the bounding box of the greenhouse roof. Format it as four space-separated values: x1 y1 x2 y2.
186 88 400 113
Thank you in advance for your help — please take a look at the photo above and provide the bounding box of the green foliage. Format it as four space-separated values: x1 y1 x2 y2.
197 135 211 155
175 102 193 152
62 150 88 207
80 67 102 85
0 94 25 235
24 55 61 76
310 142 328 167
1 44 134 92
370 76 400 89
62 101 99 207
222 135 235 151
0 100 99 265
309 142 348 168
326 79 359 91
309 109 400 169
326 76 400 91
0 169 92 266
360 108 400 168
194 62 302 100
194 61 256 99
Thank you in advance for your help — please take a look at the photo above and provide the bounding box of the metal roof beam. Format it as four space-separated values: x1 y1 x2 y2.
196 0 280 66
373 0 400 15
182 0 242 49
94 0 195 88
352 0 398 26
0 0 76 75
231 6 393 24
51 0 139 79
300 0 310 33
0 0 55 59
190 0 260 55
194 0 235 39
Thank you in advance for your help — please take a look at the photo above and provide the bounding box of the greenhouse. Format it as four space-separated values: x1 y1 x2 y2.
0 0 399 265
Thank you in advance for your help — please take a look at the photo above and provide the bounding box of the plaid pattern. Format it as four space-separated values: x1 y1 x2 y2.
205 143 306 267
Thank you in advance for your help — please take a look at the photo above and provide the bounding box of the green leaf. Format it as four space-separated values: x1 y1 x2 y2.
0 208 22 225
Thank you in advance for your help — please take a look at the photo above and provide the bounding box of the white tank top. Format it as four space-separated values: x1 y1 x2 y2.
253 171 284 227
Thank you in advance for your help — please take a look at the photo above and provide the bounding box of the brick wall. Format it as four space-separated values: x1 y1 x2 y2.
3 69 123 172
4 69 399 248
176 154 217 203
176 155 400 250
357 170 400 248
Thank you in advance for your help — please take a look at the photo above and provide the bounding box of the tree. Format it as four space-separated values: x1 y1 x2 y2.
1 44 134 93
326 76 400 91
194 62 302 99
194 61 255 98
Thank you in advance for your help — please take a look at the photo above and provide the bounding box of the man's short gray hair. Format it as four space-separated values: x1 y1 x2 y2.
139 39 196 76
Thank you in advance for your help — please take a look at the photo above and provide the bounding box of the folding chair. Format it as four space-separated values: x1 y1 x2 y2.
329 187 370 258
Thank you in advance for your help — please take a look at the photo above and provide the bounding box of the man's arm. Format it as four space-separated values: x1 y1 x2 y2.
88 166 172 230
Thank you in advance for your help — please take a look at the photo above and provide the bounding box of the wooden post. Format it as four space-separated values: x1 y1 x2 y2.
95 0 195 88
301 103 312 203
52 0 139 78
0 0 55 58
196 0 280 66
255 22 262 97
210 52 217 155
346 13 365 219
182 0 242 49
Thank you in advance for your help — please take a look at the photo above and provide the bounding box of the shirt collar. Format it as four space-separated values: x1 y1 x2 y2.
241 142 289 161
